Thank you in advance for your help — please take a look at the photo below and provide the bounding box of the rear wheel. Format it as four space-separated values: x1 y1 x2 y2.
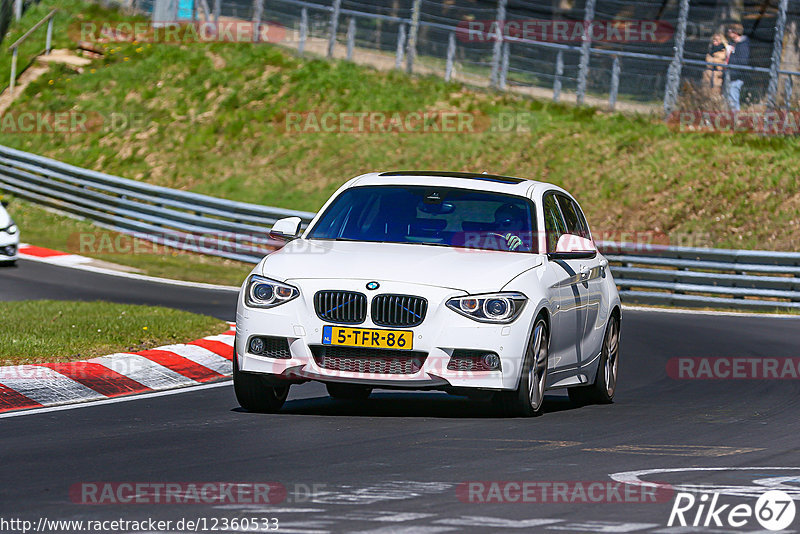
495 317 549 417
568 314 619 406
326 383 373 400
233 353 289 413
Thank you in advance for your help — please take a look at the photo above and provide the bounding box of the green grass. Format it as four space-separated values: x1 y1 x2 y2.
0 300 228 364
0 0 139 90
4 198 254 286
0 0 798 253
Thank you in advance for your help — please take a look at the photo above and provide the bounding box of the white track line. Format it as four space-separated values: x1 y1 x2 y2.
622 304 800 320
19 253 240 292
155 344 232 375
0 366 103 405
202 334 236 346
0 380 232 419
89 353 198 389
19 249 799 319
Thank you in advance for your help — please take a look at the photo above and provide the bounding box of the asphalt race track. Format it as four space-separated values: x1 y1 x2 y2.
3 259 800 533
0 260 238 319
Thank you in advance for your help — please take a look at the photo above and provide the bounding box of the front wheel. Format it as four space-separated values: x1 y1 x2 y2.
568 314 619 406
495 317 549 417
233 353 290 413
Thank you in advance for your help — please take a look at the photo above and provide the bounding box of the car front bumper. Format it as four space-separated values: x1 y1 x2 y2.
236 278 534 391
0 235 18 262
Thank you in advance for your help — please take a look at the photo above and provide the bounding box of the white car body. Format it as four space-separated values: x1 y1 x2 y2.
235 172 621 415
0 204 19 263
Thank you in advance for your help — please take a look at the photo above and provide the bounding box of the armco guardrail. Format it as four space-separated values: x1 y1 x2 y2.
599 241 800 312
0 144 316 263
1 143 798 311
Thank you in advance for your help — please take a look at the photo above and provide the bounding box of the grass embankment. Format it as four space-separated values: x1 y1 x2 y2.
0 0 134 90
0 300 227 364
0 0 798 269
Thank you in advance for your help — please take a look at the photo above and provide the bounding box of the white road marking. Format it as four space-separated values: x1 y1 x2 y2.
330 512 435 523
89 353 197 389
157 344 231 375
18 253 240 292
610 467 800 499
0 380 231 419
203 334 235 346
650 528 787 533
354 526 455 534
622 305 800 320
19 254 800 319
435 516 563 528
546 521 659 532
213 505 327 513
0 365 103 405
312 482 453 505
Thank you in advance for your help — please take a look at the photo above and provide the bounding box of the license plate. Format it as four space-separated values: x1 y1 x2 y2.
322 325 413 350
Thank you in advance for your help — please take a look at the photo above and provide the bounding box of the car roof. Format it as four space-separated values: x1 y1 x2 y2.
350 171 549 196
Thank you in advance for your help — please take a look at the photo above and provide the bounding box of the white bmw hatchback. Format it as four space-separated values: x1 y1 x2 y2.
0 201 19 265
234 171 620 416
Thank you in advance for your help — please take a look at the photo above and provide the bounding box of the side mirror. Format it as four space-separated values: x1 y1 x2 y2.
547 233 597 260
269 217 302 241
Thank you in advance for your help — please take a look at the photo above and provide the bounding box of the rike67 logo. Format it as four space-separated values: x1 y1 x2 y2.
668 490 796 531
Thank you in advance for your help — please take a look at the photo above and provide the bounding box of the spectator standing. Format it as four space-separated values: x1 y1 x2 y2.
703 33 728 95
725 23 750 112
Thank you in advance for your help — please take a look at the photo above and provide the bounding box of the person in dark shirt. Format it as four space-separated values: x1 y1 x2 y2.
725 23 750 112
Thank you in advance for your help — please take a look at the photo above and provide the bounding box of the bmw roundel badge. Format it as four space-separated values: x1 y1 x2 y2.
366 281 380 290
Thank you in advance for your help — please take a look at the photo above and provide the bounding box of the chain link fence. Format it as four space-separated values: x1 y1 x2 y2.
143 0 800 118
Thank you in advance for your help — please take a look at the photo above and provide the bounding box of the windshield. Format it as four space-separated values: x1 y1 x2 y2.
307 185 538 253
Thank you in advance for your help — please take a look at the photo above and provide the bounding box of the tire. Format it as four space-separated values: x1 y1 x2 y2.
568 314 619 406
326 382 372 400
495 317 549 417
233 352 289 413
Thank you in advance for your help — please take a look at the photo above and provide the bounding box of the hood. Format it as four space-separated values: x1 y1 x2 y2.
261 239 542 293
0 206 11 228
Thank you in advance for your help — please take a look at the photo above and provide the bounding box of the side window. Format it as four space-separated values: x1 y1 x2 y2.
556 194 589 239
573 201 591 240
543 193 566 252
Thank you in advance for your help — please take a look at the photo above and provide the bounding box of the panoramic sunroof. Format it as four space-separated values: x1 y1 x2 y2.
378 171 529 184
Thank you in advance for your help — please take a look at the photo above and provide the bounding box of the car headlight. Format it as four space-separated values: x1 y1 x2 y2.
245 275 299 309
4 224 17 235
446 292 527 323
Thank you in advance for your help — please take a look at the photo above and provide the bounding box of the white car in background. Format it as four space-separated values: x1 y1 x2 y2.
234 171 621 417
0 201 19 265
